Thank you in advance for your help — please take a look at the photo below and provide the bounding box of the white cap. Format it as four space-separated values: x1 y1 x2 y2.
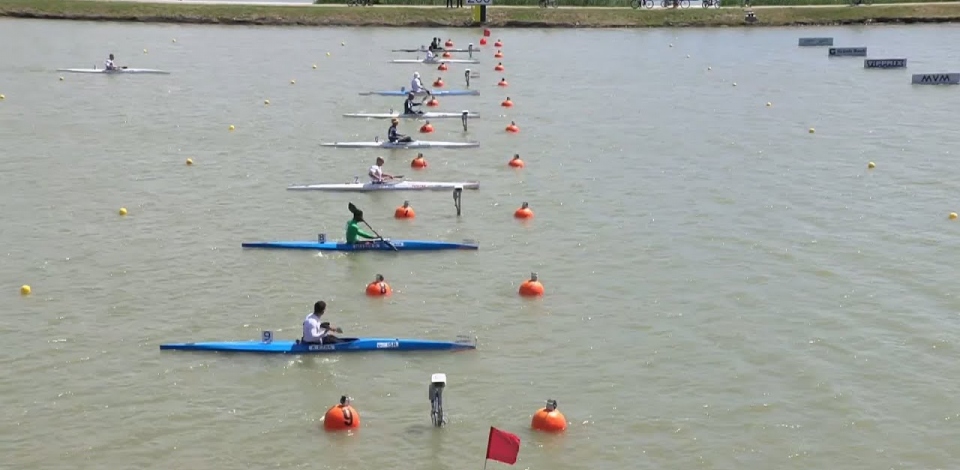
414 71 420 77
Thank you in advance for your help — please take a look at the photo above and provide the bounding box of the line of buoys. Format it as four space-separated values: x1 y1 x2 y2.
119 207 128 216
366 274 392 296
228 124 235 131
445 39 454 47
494 39 503 47
186 158 193 166
438 63 448 71
514 202 533 219
519 272 543 296
480 37 487 46
442 52 452 58
394 201 415 219
411 153 428 169
509 154 524 168
324 396 360 431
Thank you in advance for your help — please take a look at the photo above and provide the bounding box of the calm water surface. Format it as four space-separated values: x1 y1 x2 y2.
2 18 960 470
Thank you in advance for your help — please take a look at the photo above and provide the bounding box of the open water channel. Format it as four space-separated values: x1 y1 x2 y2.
2 18 960 470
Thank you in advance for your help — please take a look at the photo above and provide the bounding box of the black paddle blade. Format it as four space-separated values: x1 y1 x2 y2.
348 202 363 221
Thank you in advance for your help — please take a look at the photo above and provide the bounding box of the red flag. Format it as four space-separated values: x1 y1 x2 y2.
485 426 521 465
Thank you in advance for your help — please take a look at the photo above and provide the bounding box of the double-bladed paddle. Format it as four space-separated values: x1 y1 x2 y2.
348 202 398 252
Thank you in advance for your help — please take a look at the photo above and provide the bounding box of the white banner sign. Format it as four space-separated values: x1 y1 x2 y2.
466 0 493 5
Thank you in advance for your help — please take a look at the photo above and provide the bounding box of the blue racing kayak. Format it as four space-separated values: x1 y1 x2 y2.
160 331 478 354
359 88 480 97
241 238 478 252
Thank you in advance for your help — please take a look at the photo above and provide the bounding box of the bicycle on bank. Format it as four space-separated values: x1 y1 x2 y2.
702 0 720 8
539 0 559 8
630 0 663 8
347 0 371 6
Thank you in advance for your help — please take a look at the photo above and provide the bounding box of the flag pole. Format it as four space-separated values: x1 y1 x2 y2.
482 426 492 470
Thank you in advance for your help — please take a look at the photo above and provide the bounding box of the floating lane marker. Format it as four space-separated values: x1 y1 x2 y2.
864 59 907 69
829 47 867 57
799 37 833 47
911 73 960 85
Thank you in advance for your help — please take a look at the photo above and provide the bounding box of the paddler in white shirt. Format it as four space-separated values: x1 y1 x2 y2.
410 72 429 94
369 157 397 184
104 53 119 71
301 301 343 345
425 49 437 62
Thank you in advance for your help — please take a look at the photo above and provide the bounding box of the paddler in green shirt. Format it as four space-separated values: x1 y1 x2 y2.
346 212 377 244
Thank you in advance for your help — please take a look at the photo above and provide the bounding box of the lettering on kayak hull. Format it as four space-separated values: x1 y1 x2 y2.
376 341 400 349
864 59 907 69
911 73 960 85
308 344 336 351
829 47 867 57
798 37 833 47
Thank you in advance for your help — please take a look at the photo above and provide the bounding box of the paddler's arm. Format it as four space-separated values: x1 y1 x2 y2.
358 228 377 240
319 322 343 334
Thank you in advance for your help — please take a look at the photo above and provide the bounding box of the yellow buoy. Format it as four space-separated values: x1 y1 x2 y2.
867 162 875 169
172 38 177 43
0 94 5 100
186 158 193 165
341 42 345 46
686 54 691 58
290 79 296 85
326 52 331 57
119 207 128 216
143 48 148 54
229 125 235 131
264 99 270 105
808 128 815 134
732 82 737 87
950 213 958 220
312 64 317 69
766 102 772 107
20 285 31 296
707 66 712 71
59 77 64 81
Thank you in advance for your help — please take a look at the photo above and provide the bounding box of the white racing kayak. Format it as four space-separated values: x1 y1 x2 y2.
320 140 479 149
392 47 478 53
287 179 480 192
390 59 480 65
343 111 479 119
359 89 480 97
57 67 171 75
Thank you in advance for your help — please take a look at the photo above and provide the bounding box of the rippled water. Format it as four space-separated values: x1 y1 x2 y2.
3 18 960 470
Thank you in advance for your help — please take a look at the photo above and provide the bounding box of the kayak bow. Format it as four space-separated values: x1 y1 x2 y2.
160 331 478 354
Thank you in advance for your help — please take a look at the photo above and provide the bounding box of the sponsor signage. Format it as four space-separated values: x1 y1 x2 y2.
798 37 833 47
864 59 907 69
911 73 960 85
829 47 867 57
466 0 492 4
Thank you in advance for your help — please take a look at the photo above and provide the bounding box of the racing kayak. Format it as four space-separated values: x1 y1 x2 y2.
390 59 480 64
359 89 480 97
320 140 479 149
242 238 479 251
287 180 480 192
343 111 479 119
57 68 170 75
392 48 478 53
160 330 477 354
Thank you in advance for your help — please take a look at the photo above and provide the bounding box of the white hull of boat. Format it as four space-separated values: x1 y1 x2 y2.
343 111 479 119
390 59 480 65
57 68 171 75
319 140 480 149
287 181 480 191
358 89 480 97
392 48 478 53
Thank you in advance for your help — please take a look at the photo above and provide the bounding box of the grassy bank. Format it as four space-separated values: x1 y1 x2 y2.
3 0 960 27
312 0 959 6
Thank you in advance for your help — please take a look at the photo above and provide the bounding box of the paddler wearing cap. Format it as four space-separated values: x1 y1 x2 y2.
410 72 429 94
368 156 396 184
403 92 425 116
387 118 414 144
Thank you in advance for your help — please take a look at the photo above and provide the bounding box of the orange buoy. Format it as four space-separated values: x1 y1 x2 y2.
498 78 508 87
494 39 503 47
518 272 543 296
505 121 519 133
531 399 566 432
323 396 360 431
445 39 454 47
480 37 488 46
433 78 444 87
427 97 439 107
494 62 504 72
411 153 428 169
508 154 524 168
419 121 434 133
438 63 448 71
514 202 533 220
484 29 491 37
366 274 393 296
495 50 503 58
442 52 452 58
501 97 513 107
394 201 415 220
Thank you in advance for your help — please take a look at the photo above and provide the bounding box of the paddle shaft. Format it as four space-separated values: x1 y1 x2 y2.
361 220 398 251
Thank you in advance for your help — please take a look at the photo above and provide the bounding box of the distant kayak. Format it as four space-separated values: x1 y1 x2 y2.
358 89 480 97
343 111 479 119
287 180 480 192
391 58 480 65
160 330 478 354
242 239 479 251
57 67 170 75
320 140 479 149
